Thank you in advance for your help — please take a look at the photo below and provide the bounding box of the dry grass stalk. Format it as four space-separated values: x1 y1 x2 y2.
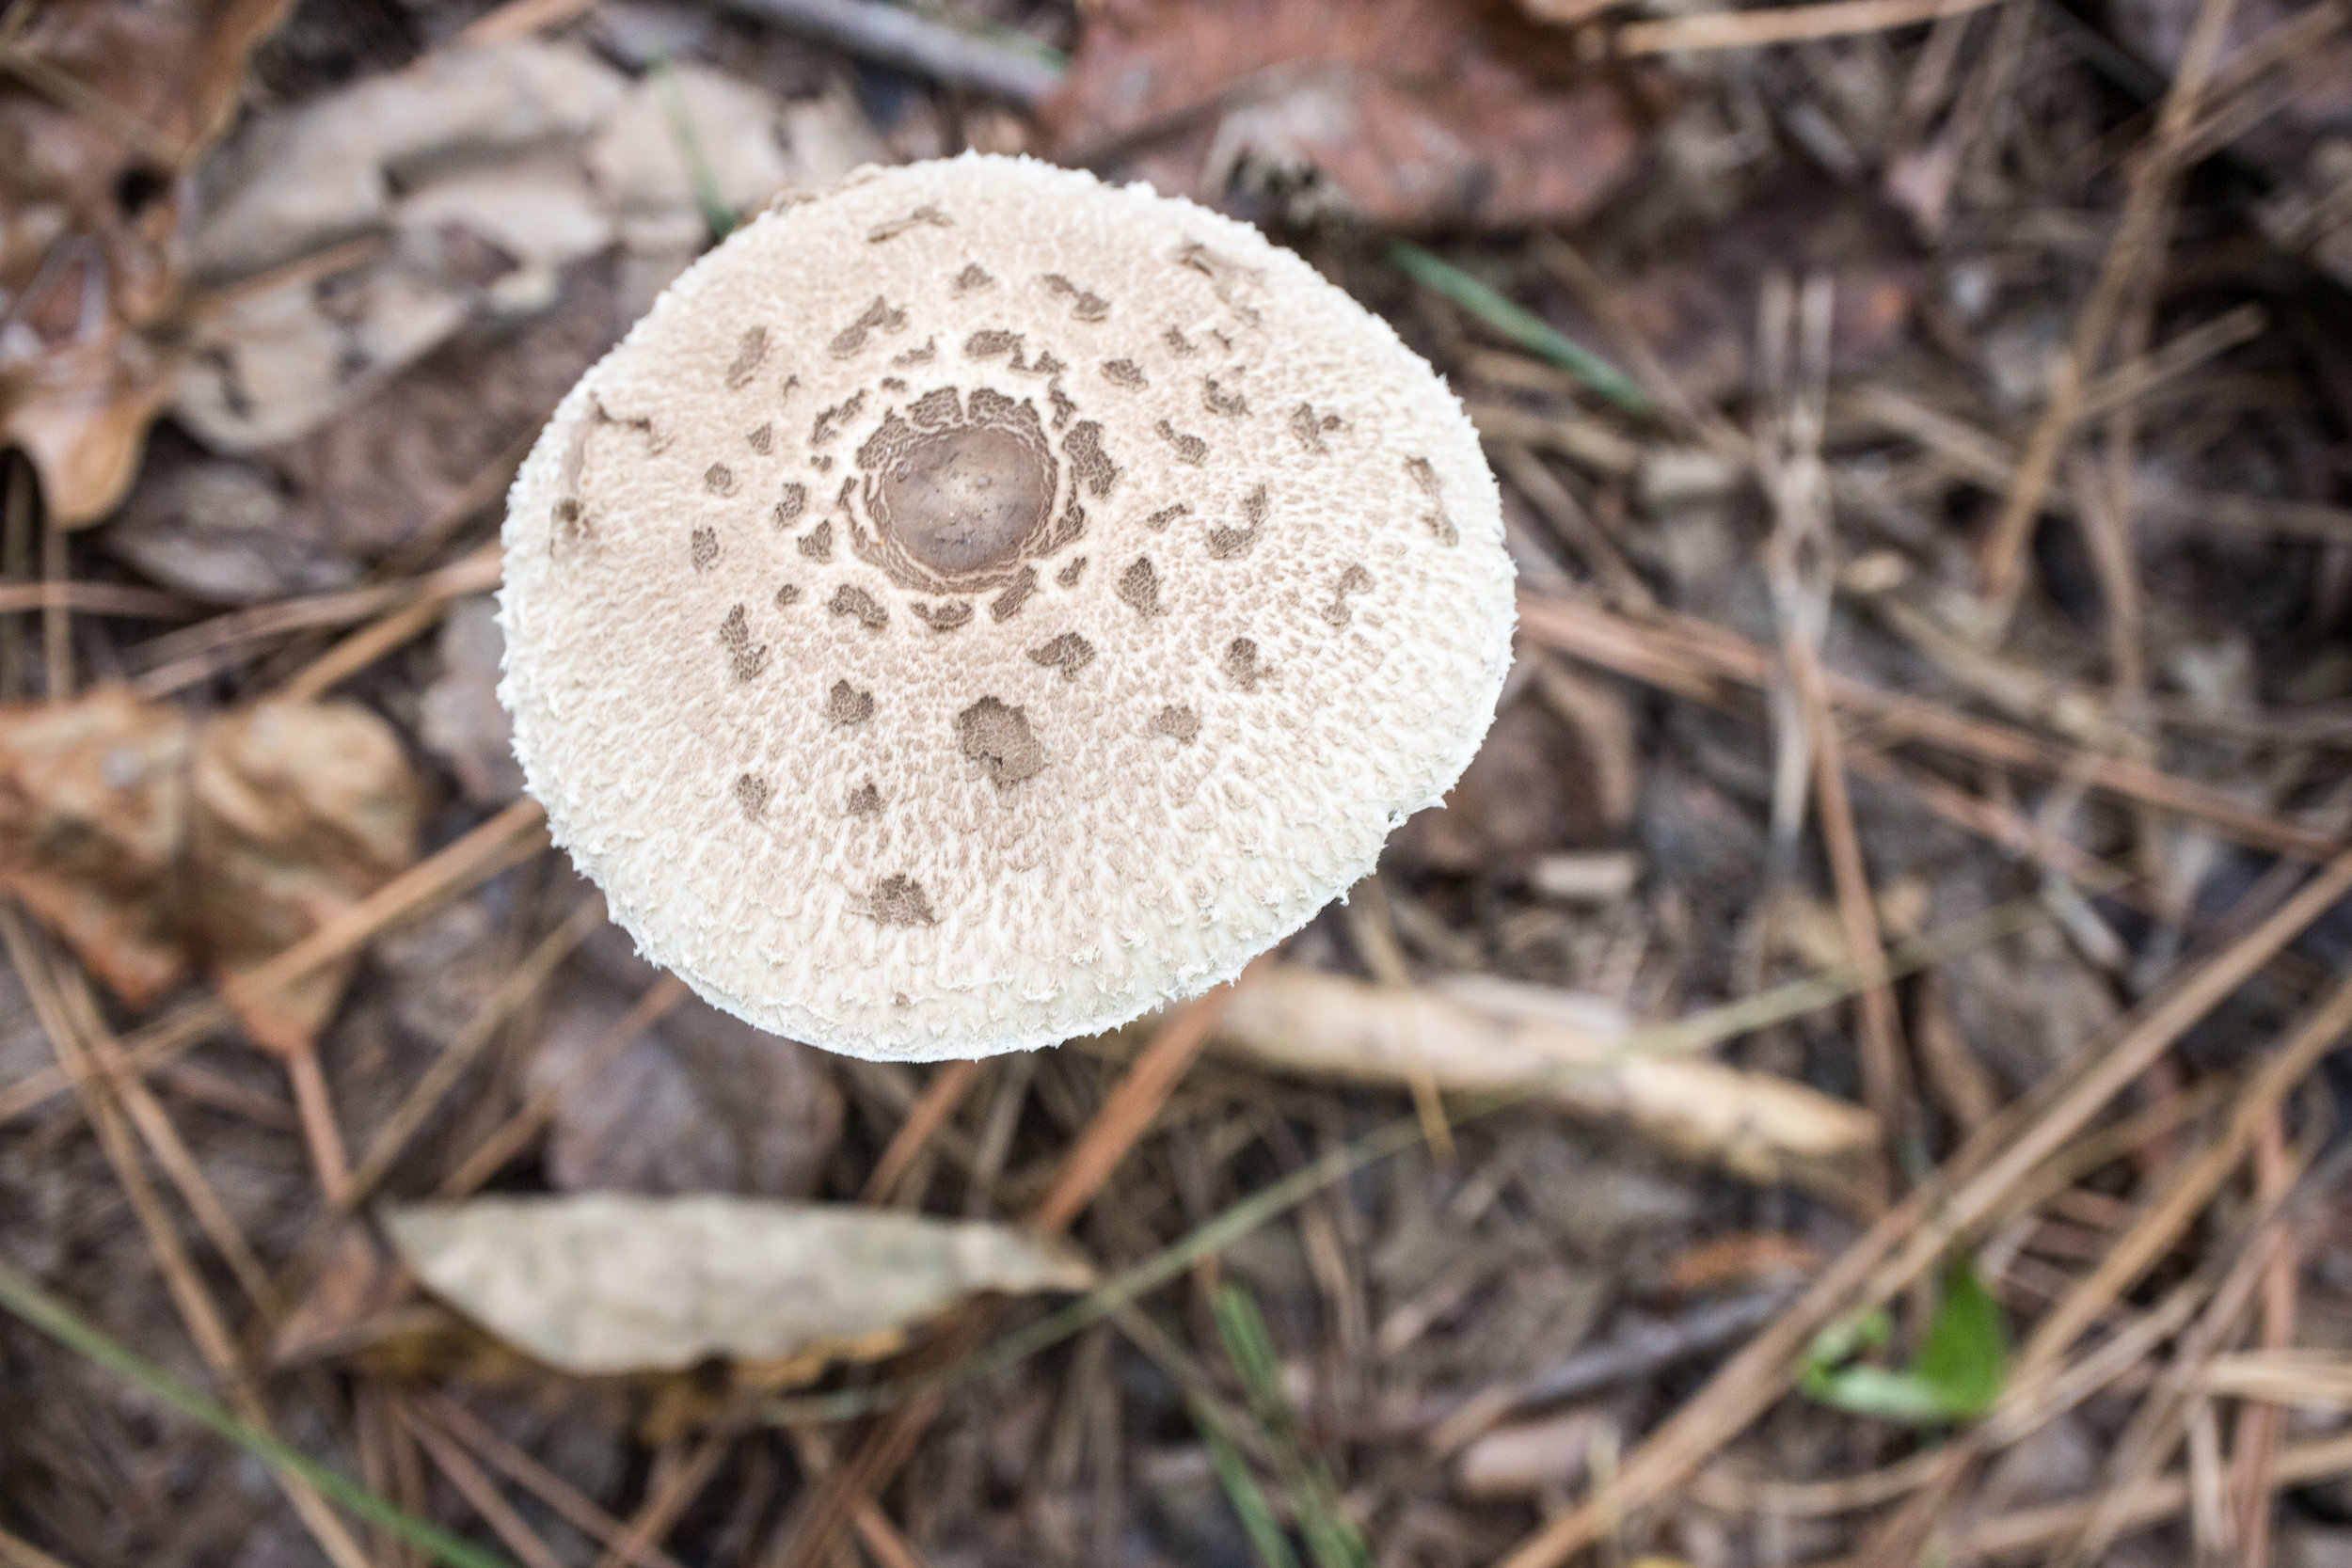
34 944 277 1314
782 970 1259 1568
0 908 375 1568
1517 591 2344 859
0 1526 75 1568
342 895 608 1213
278 594 467 703
592 1421 739 1568
1976 0 2248 604
434 972 691 1200
420 1394 690 1568
1759 273 1910 1174
1494 849 2352 1568
2231 1114 2297 1568
785 1424 938 1568
862 1059 982 1205
397 1398 572 1568
1613 0 2002 54
130 545 502 698
1340 873 1454 1163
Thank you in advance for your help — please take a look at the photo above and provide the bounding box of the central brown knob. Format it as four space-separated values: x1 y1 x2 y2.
876 425 1053 578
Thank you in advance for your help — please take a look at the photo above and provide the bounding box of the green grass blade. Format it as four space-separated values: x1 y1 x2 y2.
1383 240 1653 416
651 56 739 242
1191 1394 1306 1568
0 1258 518 1568
1210 1286 1368 1568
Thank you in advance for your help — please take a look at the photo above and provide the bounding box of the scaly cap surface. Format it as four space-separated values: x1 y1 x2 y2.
500 154 1515 1059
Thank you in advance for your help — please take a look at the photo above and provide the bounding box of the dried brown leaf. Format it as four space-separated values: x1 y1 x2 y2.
0 689 423 1044
191 698 427 1053
0 688 191 1003
1041 0 1653 230
0 0 295 524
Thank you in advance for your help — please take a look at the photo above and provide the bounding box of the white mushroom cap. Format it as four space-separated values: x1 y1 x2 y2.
499 153 1515 1061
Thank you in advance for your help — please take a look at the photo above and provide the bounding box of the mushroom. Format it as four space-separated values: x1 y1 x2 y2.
499 153 1515 1060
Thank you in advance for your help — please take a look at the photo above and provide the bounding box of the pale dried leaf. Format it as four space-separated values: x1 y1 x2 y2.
384 1195 1095 1377
1215 967 1882 1195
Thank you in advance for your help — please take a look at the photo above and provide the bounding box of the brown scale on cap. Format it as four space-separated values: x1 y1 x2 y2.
500 155 1515 1061
1206 486 1269 560
1116 557 1162 616
1322 564 1375 626
1027 632 1094 679
1150 704 1200 744
830 583 889 629
1040 274 1110 322
826 681 874 725
1223 637 1271 691
867 205 951 243
724 326 770 390
1406 456 1459 546
829 297 907 358
1291 404 1343 451
955 696 1043 785
719 606 768 682
868 875 936 926
1154 420 1207 465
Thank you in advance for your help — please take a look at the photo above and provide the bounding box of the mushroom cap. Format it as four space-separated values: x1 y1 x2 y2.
499 154 1515 1061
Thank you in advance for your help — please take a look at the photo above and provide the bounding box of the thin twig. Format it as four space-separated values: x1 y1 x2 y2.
434 974 690 1199
863 1058 981 1204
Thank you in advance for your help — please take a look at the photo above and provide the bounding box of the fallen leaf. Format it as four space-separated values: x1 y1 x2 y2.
0 689 424 1043
383 1195 1094 1378
1391 673 1633 878
1212 966 1882 1196
0 0 295 525
1041 0 1653 231
530 986 844 1200
0 688 192 1004
191 699 427 1053
418 597 524 807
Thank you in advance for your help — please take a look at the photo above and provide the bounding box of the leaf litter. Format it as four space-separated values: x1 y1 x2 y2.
8 0 2352 1564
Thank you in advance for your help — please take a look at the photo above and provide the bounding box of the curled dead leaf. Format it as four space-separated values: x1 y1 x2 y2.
0 688 423 1047
0 0 296 524
191 698 426 1053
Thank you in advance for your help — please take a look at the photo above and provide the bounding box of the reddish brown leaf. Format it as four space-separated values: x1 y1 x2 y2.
1041 0 1654 231
0 0 295 525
